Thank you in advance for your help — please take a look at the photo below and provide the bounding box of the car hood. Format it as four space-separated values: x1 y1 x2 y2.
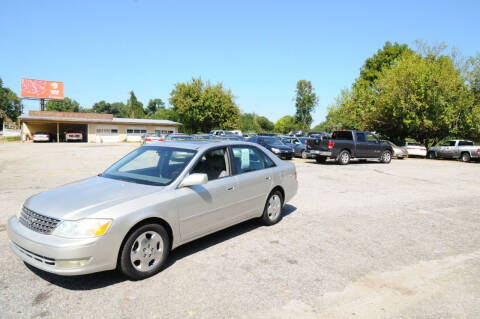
24 176 162 220
266 144 292 150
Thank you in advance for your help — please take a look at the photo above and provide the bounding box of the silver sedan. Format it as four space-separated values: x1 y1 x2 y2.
7 141 298 280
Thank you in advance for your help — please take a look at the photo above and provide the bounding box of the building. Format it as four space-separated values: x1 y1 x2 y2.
19 111 181 143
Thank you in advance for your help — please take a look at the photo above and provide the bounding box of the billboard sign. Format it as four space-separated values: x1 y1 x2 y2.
21 78 64 100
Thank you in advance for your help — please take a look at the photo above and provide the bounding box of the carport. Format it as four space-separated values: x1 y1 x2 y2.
58 123 88 142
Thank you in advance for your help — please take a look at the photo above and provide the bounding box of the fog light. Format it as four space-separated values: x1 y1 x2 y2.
55 258 90 269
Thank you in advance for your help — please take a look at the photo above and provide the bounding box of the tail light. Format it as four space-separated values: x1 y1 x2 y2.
477 148 480 153
146 138 152 142
421 148 426 151
159 138 165 142
328 141 334 149
294 171 297 180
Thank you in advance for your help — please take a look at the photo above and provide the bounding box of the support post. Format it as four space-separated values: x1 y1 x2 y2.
40 99 45 111
57 122 59 143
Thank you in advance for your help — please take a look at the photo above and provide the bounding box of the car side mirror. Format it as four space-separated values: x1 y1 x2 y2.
180 173 208 187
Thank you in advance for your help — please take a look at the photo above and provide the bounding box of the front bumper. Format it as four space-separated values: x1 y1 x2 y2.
7 217 117 276
308 150 332 157
275 151 293 158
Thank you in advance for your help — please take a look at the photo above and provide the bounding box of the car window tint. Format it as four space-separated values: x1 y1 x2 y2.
356 132 366 142
459 141 473 146
262 152 276 168
191 148 228 181
232 146 265 174
333 131 353 140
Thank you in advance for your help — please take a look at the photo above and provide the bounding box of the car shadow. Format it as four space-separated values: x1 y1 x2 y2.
26 204 297 290
307 159 384 165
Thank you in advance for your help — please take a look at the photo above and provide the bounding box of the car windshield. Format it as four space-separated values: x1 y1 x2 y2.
102 146 196 186
260 137 284 145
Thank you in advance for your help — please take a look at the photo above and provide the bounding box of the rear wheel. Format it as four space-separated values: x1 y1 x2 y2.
261 190 283 226
316 156 326 163
119 223 170 280
461 152 471 163
301 150 308 159
337 150 350 165
380 150 392 164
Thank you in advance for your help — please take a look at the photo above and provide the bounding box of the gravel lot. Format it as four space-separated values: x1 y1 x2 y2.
1 143 479 319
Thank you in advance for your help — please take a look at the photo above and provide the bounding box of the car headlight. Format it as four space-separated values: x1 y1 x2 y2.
52 219 112 239
271 148 280 153
16 205 23 219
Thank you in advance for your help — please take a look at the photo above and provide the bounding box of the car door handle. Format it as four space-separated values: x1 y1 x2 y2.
226 186 235 191
265 176 272 181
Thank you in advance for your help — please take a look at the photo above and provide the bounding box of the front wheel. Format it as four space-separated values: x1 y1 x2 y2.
380 150 392 163
119 223 170 280
461 152 471 163
301 150 308 159
337 150 350 165
261 190 283 226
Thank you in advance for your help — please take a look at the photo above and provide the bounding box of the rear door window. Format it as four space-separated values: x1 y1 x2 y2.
355 132 366 142
458 141 473 146
231 146 265 174
333 131 353 140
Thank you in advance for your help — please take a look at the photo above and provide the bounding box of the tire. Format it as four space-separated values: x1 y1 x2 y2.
427 152 436 159
119 223 170 280
380 150 392 164
461 152 471 163
316 156 326 163
337 150 350 165
301 150 308 159
261 190 283 226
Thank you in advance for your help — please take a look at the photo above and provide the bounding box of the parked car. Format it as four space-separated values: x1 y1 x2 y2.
385 141 408 159
248 136 294 160
427 140 480 162
307 131 330 139
165 133 193 141
65 130 83 142
306 130 393 165
243 133 257 138
281 136 313 159
192 134 212 140
258 133 277 137
141 132 166 145
287 130 305 137
7 141 298 279
32 131 52 142
404 142 427 157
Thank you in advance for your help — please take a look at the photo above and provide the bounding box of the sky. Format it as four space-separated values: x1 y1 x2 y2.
1 0 479 125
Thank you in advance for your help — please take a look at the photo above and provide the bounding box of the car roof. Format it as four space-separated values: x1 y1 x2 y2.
147 140 260 151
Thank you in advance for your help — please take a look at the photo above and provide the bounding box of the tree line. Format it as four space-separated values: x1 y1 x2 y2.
314 41 480 146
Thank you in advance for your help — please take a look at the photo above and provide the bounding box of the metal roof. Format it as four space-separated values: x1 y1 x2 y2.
19 114 181 126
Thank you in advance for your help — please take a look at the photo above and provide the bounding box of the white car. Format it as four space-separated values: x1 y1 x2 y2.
32 131 52 142
404 142 427 157
7 141 298 279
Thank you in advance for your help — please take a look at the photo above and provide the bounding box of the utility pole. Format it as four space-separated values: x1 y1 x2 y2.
40 98 45 111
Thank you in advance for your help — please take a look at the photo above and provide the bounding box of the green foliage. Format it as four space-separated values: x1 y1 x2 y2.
0 78 22 122
92 100 127 117
169 77 240 134
294 80 318 131
45 97 81 112
274 115 298 134
239 113 261 132
126 91 144 119
146 98 165 115
256 116 274 132
360 41 414 85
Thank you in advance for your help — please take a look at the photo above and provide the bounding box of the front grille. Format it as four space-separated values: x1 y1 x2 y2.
19 206 61 234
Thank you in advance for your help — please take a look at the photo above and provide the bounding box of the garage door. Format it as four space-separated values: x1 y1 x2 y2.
96 127 119 143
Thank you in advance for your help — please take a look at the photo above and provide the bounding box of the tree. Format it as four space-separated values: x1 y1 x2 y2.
91 100 127 117
126 91 144 119
169 77 240 134
0 78 22 123
256 116 274 132
239 113 261 132
274 115 298 134
45 97 81 112
146 98 165 115
369 53 475 146
360 41 414 85
294 80 318 131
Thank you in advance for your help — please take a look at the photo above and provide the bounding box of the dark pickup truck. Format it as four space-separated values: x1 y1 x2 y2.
306 130 394 165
